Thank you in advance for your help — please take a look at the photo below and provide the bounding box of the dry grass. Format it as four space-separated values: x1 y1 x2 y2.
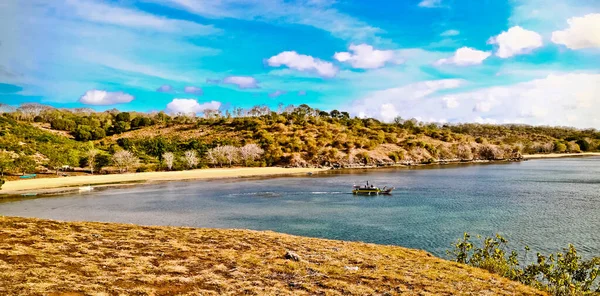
0 216 546 296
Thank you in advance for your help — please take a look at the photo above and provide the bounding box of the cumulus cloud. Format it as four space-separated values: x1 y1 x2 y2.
442 97 459 109
268 90 286 98
222 76 259 89
334 44 399 69
551 13 600 49
488 26 543 58
156 85 173 92
418 0 442 8
440 29 460 37
267 51 337 78
348 73 600 128
350 79 465 122
474 116 498 124
435 47 491 66
379 103 399 122
184 86 203 95
79 90 134 105
473 100 494 112
165 98 221 115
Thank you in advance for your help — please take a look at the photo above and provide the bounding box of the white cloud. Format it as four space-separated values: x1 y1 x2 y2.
184 86 203 95
418 0 442 8
508 0 597 33
473 100 493 112
267 51 337 77
488 26 543 58
222 76 259 89
157 0 382 42
435 47 491 66
334 44 399 69
474 117 498 124
350 79 465 122
442 96 459 109
78 90 134 105
76 49 194 82
165 98 221 115
348 73 600 128
379 103 399 122
440 29 460 37
551 14 600 49
65 0 218 35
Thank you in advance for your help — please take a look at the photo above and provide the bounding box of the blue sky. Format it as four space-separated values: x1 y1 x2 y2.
1 0 599 127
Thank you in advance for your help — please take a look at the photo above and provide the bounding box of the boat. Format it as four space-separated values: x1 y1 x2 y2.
352 182 394 195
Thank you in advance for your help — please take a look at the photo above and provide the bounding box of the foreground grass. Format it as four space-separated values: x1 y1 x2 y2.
0 216 545 295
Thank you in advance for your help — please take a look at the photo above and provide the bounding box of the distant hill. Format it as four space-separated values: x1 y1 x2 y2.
0 103 598 175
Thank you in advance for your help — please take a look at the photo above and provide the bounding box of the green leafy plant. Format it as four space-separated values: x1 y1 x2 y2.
448 233 600 295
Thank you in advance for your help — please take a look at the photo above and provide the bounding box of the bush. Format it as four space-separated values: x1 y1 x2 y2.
448 233 600 295
0 178 4 190
576 139 590 152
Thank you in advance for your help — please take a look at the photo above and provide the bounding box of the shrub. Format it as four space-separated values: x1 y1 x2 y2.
576 139 590 152
448 233 600 295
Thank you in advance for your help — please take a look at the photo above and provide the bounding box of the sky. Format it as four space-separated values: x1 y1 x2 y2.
0 0 599 128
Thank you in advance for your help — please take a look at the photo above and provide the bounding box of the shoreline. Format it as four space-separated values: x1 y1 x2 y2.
2 152 598 198
522 152 600 159
0 167 323 197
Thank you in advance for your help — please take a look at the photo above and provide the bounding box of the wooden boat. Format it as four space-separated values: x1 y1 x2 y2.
352 182 394 195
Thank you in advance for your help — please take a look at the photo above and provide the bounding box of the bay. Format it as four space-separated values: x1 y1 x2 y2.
1 157 599 258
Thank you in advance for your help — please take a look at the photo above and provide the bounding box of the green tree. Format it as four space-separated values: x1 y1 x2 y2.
14 155 36 175
74 125 93 141
112 121 130 134
95 152 110 174
553 141 567 153
576 139 590 152
0 151 14 177
115 112 131 122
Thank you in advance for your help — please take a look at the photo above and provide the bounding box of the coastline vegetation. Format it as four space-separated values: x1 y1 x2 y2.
448 233 600 295
1 103 599 184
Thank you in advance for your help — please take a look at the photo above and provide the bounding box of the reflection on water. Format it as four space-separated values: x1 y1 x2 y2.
1 157 599 258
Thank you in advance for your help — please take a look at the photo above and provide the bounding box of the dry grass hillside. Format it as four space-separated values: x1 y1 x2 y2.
0 216 545 295
2 108 599 176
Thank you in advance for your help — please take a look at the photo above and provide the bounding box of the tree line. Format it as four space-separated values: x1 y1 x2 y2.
0 103 599 187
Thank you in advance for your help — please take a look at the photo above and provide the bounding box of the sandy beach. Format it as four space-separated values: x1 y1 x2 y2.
523 152 600 159
0 167 324 195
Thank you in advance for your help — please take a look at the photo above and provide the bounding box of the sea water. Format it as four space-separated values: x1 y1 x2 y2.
1 157 599 258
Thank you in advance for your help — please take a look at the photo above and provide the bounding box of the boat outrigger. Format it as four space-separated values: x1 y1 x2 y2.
352 181 394 195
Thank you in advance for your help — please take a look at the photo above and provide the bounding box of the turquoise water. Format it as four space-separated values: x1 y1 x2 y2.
1 157 599 258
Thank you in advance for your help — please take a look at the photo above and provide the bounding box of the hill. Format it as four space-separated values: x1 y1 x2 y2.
0 103 599 177
0 216 545 295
